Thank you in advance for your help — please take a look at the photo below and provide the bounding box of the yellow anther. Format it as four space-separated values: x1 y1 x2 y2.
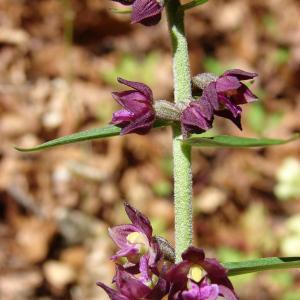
126 232 149 254
127 232 146 244
187 265 203 283
117 256 129 265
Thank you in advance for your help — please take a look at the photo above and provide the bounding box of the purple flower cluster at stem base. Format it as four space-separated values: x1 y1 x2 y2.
112 0 164 26
97 204 239 300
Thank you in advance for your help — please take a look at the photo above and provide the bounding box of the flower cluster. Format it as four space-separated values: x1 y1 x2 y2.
113 0 164 26
110 69 257 138
185 69 258 136
97 203 238 300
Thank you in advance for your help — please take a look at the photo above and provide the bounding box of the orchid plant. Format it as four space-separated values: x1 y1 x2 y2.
17 0 300 299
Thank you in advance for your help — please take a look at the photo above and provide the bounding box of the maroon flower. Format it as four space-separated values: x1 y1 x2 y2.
97 265 169 300
108 203 161 270
111 78 156 135
201 69 258 129
180 99 214 137
112 0 163 26
166 246 238 300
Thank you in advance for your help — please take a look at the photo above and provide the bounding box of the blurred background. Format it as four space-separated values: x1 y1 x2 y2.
1 0 300 299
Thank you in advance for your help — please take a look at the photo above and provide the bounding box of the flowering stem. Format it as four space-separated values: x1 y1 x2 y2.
166 0 193 262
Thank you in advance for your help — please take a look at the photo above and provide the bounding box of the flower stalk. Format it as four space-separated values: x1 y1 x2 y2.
166 0 193 262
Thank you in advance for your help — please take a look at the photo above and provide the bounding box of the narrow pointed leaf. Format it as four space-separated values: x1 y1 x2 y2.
181 0 209 11
110 8 132 14
224 257 300 276
15 125 121 152
182 134 299 148
15 121 169 152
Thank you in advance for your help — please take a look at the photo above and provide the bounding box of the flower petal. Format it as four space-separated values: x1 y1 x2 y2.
139 255 152 284
117 77 153 101
218 95 242 118
223 69 258 80
181 101 213 137
201 260 235 294
116 268 152 299
111 247 138 262
216 76 242 93
165 261 191 285
149 275 170 299
181 246 205 264
148 239 162 268
214 110 242 130
202 82 219 110
96 281 129 300
200 258 228 279
131 0 163 26
233 84 257 105
109 224 138 248
199 283 219 300
112 91 149 114
195 96 214 121
111 109 134 125
182 282 200 300
120 109 155 135
124 203 153 238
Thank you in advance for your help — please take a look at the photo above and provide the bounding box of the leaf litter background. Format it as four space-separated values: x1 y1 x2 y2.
1 0 300 299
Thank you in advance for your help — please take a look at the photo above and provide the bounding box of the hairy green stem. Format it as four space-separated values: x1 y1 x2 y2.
166 0 193 262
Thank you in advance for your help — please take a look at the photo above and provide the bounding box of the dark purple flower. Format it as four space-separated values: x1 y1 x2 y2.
111 78 156 135
166 246 239 300
112 0 163 26
180 99 214 137
97 265 169 300
201 69 258 129
109 203 161 270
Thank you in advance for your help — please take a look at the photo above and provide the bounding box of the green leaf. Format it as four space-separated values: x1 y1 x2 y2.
15 125 121 152
110 8 132 14
181 134 299 148
181 0 209 11
15 121 169 152
224 257 300 276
